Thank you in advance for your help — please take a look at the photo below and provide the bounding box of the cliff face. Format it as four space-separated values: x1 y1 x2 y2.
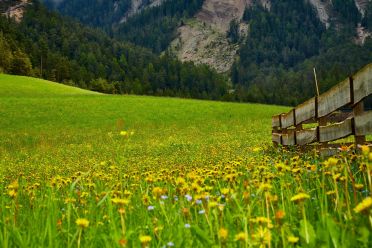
170 0 254 73
1 0 30 23
170 0 372 72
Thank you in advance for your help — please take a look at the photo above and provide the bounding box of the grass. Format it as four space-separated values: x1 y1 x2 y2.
0 74 371 247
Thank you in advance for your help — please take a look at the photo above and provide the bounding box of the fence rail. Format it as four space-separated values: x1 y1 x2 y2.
272 63 372 148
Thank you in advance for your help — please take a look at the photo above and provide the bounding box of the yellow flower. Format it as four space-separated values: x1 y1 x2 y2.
290 193 310 203
354 184 364 190
218 227 228 240
152 187 164 199
360 145 370 156
139 235 152 244
8 189 17 198
354 197 372 213
235 232 247 242
120 131 128 136
76 218 89 228
111 198 130 206
324 157 338 167
288 236 299 243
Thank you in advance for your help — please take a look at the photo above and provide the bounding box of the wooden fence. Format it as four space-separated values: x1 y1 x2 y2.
272 63 372 149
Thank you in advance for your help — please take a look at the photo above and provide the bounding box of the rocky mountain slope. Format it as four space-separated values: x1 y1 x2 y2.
170 0 371 72
1 0 29 22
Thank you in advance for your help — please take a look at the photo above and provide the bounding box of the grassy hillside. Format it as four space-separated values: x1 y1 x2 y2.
0 74 100 97
1 75 371 247
0 74 288 167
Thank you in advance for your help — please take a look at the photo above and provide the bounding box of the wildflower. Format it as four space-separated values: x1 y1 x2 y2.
288 236 299 243
198 209 205 214
184 223 191 228
8 189 17 198
167 241 174 247
148 205 155 211
324 157 338 167
139 235 152 246
290 193 310 203
76 218 89 228
185 194 192 202
220 188 231 195
253 147 261 152
275 210 285 221
152 187 163 199
161 195 168 200
119 239 127 247
195 199 202 205
111 198 130 206
219 228 228 240
235 232 247 242
120 131 128 136
355 184 364 190
326 190 336 195
360 145 370 156
354 197 372 213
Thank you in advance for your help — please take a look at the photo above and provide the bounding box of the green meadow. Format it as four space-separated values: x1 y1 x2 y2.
0 74 371 247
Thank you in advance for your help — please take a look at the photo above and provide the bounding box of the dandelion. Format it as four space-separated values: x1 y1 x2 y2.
355 184 364 190
120 131 128 136
75 218 89 228
111 198 130 206
290 193 310 203
360 145 370 156
288 236 299 243
354 197 372 213
235 232 247 242
139 235 152 247
218 227 228 240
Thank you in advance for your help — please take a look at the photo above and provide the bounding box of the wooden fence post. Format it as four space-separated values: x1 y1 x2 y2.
353 101 366 145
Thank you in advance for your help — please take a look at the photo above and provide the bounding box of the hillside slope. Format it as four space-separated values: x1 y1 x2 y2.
0 74 100 97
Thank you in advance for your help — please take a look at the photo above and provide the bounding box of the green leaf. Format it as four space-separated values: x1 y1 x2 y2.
357 227 370 247
326 216 340 248
300 219 316 246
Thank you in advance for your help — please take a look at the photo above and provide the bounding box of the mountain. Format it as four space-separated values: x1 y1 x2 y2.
0 0 228 100
2 0 372 106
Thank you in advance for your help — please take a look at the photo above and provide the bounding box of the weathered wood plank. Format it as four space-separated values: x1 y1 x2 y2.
318 78 351 118
295 98 316 124
281 110 295 129
296 128 317 145
319 118 353 142
272 133 281 144
355 111 372 136
353 63 372 104
272 115 281 128
282 131 295 146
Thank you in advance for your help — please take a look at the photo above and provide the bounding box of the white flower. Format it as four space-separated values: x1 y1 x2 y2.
147 205 155 211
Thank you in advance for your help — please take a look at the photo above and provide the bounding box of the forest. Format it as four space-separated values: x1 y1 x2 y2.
0 1 228 100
